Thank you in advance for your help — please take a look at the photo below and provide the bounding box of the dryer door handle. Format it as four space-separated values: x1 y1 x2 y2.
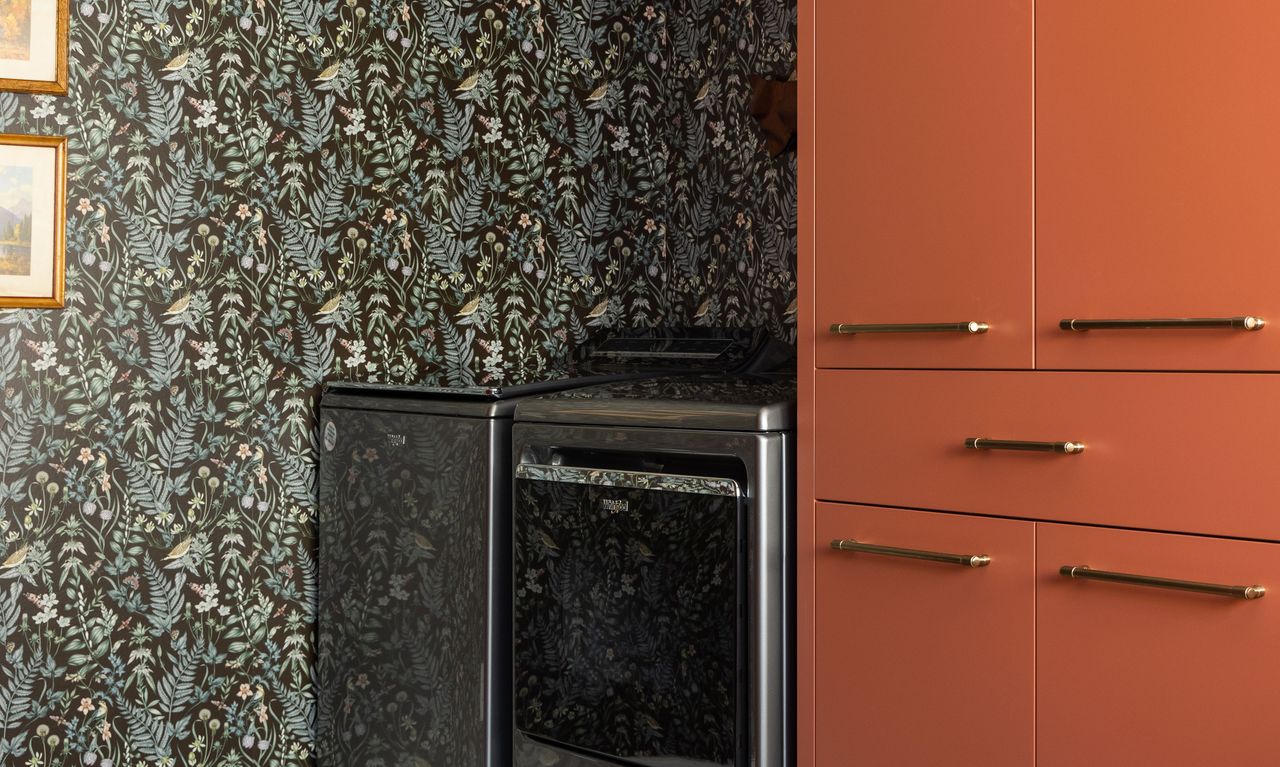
515 463 742 497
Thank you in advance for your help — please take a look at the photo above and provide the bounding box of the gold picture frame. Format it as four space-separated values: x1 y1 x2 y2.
0 133 66 308
0 0 69 95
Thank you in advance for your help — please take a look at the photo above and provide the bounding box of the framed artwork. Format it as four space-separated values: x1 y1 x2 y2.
0 134 65 308
0 0 68 94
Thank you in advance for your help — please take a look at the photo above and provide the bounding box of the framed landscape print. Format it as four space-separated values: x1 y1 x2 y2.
0 134 65 308
0 0 68 94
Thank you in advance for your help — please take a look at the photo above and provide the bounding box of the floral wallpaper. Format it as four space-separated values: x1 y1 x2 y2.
0 0 795 765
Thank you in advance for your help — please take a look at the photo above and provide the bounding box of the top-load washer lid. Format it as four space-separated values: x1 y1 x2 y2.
513 374 797 432
320 328 770 418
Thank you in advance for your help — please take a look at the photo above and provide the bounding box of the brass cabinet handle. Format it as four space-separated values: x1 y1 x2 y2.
830 322 989 335
1060 565 1266 600
1060 316 1265 332
965 437 1085 455
831 539 991 568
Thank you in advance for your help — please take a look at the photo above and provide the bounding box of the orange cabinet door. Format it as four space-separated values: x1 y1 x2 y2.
1037 1 1280 371
1038 524 1280 766
813 0 1033 370
815 503 1035 766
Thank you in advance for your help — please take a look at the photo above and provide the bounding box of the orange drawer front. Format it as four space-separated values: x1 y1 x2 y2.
1038 524 1280 766
815 370 1280 540
816 503 1035 766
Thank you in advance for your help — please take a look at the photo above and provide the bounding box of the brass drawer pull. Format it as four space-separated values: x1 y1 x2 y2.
1060 316 1265 332
830 322 989 335
965 438 1085 455
831 539 991 568
1060 565 1266 600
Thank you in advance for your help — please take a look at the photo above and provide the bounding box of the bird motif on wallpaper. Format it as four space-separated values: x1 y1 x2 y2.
1 545 28 569
161 51 190 73
315 62 342 83
413 532 436 553
317 294 343 316
694 298 712 319
455 73 480 93
586 82 609 102
163 294 191 316
585 299 609 320
164 536 193 561
455 297 481 317
695 80 712 103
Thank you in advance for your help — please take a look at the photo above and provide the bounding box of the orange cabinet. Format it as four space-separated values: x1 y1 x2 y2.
813 0 1033 370
797 0 1280 764
815 503 1035 766
1037 0 1280 371
1037 524 1280 766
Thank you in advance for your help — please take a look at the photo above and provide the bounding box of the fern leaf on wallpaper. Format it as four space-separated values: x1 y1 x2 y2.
0 585 19 643
0 652 35 734
421 0 465 47
579 179 616 238
440 320 475 387
155 639 198 720
683 104 706 162
298 316 334 387
272 679 315 743
124 209 177 274
0 405 35 482
670 15 698 65
121 701 174 764
548 2 595 62
438 90 474 161
154 159 197 225
124 456 174 519
127 0 172 27
277 447 317 506
144 557 184 634
569 100 603 166
549 218 591 277
155 401 198 472
579 0 617 23
447 165 487 235
280 0 338 38
421 220 467 273
0 329 19 389
278 217 328 273
306 154 350 231
143 314 184 391
670 227 698 279
297 86 335 153
141 68 183 147
0 94 17 131
297 545 318 622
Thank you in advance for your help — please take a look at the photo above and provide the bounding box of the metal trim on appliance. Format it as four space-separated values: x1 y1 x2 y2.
512 424 791 767
515 463 742 497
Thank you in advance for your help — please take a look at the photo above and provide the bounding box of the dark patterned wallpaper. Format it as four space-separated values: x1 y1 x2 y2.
0 0 795 764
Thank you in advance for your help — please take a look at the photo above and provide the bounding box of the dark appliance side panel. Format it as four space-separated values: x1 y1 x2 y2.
316 404 505 767
513 468 746 767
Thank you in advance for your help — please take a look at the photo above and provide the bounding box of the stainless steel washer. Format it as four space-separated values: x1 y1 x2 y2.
511 374 795 767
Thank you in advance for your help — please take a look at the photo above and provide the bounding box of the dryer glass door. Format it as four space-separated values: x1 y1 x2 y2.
514 463 746 767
